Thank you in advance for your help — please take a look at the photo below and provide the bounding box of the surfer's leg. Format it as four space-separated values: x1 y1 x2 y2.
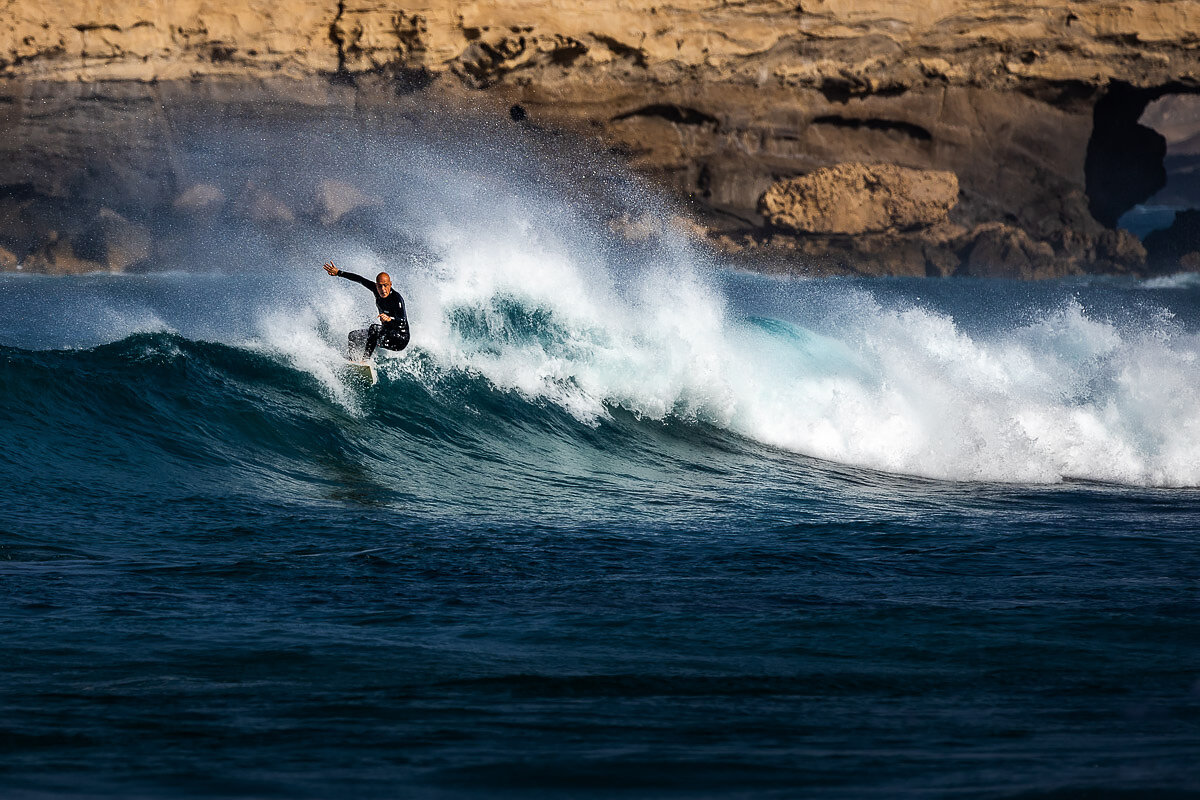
378 327 410 353
347 328 370 360
363 323 383 359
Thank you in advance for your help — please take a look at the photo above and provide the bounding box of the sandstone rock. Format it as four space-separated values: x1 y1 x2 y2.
711 223 975 278
235 182 296 226
0 244 17 271
316 179 379 226
173 184 226 215
957 223 1062 280
607 213 658 243
2 1 1199 280
15 197 95 251
4 1 1200 87
608 213 709 244
1048 228 1093 261
923 244 961 278
21 235 104 275
1094 229 1147 272
669 215 709 241
712 234 745 255
1180 251 1200 271
846 234 930 277
917 58 966 81
760 163 959 236
73 208 152 272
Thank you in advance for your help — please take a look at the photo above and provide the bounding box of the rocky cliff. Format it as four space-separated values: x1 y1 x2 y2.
2 1 1199 276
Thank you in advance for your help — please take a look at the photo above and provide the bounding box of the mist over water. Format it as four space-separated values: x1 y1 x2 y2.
4 111 1200 800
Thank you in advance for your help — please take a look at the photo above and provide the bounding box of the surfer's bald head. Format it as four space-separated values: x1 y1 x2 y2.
375 272 392 297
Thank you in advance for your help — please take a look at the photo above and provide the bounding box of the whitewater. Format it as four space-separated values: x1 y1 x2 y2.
5 113 1200 487
3 117 1199 799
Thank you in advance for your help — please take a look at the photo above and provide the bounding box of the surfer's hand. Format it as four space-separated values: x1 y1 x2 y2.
378 314 392 322
323 262 339 276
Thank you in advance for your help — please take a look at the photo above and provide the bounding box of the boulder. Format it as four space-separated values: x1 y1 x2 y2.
1094 229 1147 273
316 179 379 226
235 182 296 226
21 234 104 274
173 183 226 215
607 213 658 242
607 213 706 243
759 163 959 236
957 223 1062 279
73 207 152 271
0 244 17 271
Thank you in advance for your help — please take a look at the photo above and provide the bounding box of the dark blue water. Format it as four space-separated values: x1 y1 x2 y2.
1117 204 1180 239
2 265 1200 799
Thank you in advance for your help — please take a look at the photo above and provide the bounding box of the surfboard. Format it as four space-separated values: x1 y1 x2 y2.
343 359 378 386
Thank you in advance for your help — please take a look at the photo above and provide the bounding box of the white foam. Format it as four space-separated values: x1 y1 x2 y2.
251 281 373 412
1142 272 1200 289
327 215 1200 487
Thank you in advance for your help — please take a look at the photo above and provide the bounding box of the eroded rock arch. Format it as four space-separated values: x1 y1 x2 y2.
1084 81 1197 230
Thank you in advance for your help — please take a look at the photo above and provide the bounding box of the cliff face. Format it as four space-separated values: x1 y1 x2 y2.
3 1 1200 276
5 1 1197 83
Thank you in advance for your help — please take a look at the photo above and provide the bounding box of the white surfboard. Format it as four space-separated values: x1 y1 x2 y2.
343 359 378 386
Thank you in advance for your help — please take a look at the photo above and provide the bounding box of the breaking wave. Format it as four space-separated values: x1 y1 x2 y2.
2 115 1199 489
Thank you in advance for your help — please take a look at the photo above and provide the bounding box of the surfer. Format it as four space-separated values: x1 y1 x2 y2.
322 262 410 361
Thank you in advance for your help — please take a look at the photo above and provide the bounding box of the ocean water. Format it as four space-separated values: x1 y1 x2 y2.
3 123 1200 798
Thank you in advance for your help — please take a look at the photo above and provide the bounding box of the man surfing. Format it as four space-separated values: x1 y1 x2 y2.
322 261 410 361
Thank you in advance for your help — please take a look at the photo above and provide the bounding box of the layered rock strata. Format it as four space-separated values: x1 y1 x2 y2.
2 1 1199 276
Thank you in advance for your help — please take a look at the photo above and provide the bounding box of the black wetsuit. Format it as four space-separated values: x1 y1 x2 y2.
338 270 410 359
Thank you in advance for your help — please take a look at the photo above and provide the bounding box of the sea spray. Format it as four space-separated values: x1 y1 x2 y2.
3 115 1198 487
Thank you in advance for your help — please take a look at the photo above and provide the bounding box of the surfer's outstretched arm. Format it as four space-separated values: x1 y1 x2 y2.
322 262 374 290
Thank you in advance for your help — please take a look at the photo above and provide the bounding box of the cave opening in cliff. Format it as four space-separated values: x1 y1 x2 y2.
1086 82 1200 269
